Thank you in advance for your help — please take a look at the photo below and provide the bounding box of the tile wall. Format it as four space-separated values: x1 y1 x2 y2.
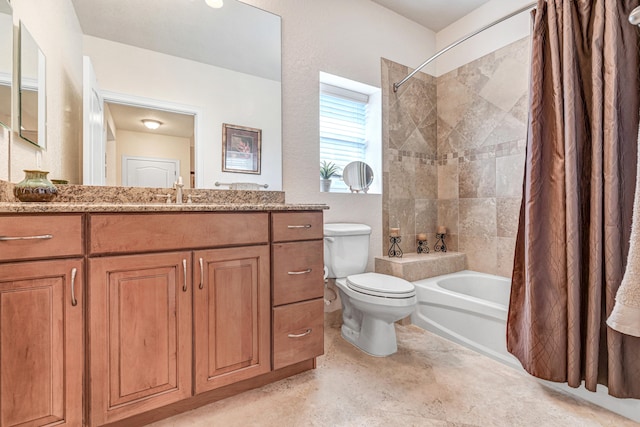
382 37 530 277
381 58 438 256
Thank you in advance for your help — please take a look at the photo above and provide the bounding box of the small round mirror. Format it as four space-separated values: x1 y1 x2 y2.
342 161 373 193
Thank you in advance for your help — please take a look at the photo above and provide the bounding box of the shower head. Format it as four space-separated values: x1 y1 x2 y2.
629 6 640 26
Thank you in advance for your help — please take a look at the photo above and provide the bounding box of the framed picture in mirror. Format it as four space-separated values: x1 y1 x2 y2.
222 123 261 174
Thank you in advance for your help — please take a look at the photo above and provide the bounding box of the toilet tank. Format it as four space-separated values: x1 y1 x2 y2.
324 223 371 279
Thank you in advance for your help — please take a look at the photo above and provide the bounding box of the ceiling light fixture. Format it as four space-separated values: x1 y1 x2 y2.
142 119 162 130
205 0 224 8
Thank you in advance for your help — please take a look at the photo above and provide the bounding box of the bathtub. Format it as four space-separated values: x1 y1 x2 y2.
411 270 640 423
411 270 519 368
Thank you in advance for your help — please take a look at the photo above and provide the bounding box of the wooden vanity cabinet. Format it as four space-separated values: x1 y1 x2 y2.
0 209 324 426
0 214 84 427
87 212 271 425
271 212 325 370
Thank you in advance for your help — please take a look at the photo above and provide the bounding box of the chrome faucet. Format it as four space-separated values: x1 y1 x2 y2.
174 178 184 204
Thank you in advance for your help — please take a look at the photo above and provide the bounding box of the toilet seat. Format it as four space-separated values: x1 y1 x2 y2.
346 272 415 299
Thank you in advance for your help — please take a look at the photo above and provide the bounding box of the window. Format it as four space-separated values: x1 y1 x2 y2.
319 72 381 193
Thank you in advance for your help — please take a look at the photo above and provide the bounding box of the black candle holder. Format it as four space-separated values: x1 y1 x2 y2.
434 233 447 252
417 239 430 254
388 236 403 258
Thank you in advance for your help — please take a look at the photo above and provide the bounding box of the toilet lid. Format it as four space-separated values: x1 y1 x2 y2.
346 273 415 298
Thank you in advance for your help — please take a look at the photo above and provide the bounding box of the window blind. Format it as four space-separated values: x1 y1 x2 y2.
319 86 368 191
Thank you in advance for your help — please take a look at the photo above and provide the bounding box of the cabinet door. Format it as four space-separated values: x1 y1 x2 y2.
0 259 83 427
89 252 192 426
194 245 270 393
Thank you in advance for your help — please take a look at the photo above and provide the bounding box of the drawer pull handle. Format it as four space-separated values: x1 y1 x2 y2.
0 234 53 241
71 268 78 307
183 259 188 292
199 257 204 290
287 224 311 229
288 329 312 338
288 268 312 275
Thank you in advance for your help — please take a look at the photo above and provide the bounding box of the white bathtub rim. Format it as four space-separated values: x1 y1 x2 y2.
413 270 508 321
414 270 510 289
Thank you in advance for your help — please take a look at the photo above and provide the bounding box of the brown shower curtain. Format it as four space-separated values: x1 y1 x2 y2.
507 0 640 397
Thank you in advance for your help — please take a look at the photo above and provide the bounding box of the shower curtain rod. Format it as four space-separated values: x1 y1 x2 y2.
393 1 537 92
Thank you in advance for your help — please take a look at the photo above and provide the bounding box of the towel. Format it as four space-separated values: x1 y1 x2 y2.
607 121 640 337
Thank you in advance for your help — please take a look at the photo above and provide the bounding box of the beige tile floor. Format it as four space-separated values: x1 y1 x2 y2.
151 315 637 426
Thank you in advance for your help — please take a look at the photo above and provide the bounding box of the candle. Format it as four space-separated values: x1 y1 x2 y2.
437 225 447 234
417 233 427 241
390 227 400 237
177 176 183 185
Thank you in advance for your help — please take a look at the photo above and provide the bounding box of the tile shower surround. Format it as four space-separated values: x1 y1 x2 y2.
382 57 438 261
382 37 529 277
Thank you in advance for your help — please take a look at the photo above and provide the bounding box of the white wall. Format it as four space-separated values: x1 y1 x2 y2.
10 0 83 183
0 12 10 75
242 0 437 268
83 35 282 190
435 0 533 76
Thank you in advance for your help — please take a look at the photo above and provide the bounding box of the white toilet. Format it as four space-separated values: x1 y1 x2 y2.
324 223 417 356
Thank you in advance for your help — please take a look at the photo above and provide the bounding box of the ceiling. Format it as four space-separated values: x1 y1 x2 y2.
106 103 194 140
71 0 281 82
370 0 492 32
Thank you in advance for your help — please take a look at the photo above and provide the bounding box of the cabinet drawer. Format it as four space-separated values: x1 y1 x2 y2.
89 212 269 255
271 211 323 242
272 240 324 306
273 299 324 370
0 214 83 261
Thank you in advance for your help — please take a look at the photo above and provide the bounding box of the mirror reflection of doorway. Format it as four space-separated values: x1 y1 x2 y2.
83 57 197 188
105 102 195 188
122 155 179 188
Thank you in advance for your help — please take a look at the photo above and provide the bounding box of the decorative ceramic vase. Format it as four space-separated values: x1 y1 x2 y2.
320 178 332 192
14 170 58 202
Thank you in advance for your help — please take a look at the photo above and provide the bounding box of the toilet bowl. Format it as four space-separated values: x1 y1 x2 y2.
324 223 417 357
335 272 416 356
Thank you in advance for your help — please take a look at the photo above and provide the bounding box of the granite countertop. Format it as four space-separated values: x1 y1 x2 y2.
0 180 328 213
0 202 328 213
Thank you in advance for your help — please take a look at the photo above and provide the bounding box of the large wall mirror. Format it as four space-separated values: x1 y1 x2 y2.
73 0 282 189
8 0 281 189
18 22 46 148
